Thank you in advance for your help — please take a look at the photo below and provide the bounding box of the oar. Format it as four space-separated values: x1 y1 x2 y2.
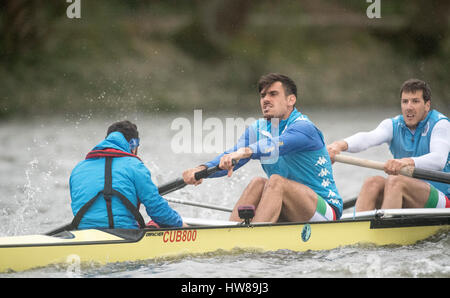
158 164 226 195
158 163 234 212
335 154 450 184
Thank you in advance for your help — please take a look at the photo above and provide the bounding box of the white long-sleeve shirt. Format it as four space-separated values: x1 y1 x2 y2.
344 118 450 171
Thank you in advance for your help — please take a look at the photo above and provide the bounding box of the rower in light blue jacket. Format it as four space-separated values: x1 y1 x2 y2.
70 121 183 230
183 73 343 223
205 108 343 219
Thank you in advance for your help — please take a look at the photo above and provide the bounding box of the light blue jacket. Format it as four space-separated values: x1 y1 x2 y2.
70 132 183 229
205 109 343 218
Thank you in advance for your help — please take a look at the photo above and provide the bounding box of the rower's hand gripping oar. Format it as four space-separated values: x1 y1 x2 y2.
334 154 450 211
334 154 450 184
158 163 231 195
157 161 236 212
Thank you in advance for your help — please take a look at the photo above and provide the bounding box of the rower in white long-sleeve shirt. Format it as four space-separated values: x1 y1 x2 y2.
327 79 450 211
345 118 449 171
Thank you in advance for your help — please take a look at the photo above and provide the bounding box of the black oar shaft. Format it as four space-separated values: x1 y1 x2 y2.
158 161 235 196
158 178 186 196
412 167 450 184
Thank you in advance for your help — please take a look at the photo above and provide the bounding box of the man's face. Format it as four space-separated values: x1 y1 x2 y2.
400 90 430 129
259 81 296 121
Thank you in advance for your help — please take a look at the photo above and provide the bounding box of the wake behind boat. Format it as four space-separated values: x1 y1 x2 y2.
1 208 449 273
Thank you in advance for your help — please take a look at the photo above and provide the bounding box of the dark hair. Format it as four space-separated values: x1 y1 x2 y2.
400 79 431 102
106 120 139 142
258 73 297 98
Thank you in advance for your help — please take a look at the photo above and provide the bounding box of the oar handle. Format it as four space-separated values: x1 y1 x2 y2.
335 154 413 175
334 154 385 171
334 154 450 184
194 165 223 180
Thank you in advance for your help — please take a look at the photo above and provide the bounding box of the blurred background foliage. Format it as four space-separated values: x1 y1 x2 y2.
0 0 448 118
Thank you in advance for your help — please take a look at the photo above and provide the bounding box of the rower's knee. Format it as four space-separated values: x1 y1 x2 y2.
250 176 268 185
385 175 406 190
362 176 385 192
249 177 268 189
268 174 283 180
266 174 284 187
357 176 385 211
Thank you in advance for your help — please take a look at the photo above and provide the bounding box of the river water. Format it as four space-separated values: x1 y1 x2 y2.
0 108 449 278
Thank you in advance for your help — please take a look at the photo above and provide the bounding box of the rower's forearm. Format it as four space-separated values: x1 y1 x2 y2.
412 152 448 171
333 140 348 152
238 147 253 159
345 119 393 153
196 164 208 171
202 147 252 179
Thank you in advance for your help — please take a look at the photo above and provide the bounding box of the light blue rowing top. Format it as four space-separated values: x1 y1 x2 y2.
205 108 343 218
390 109 450 196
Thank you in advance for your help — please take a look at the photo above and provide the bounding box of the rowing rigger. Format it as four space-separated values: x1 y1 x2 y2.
0 208 449 273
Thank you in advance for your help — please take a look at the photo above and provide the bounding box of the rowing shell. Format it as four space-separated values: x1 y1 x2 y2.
0 208 449 273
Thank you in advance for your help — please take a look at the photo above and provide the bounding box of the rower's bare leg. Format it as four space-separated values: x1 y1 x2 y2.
355 176 385 212
382 175 430 209
229 177 267 221
252 174 318 223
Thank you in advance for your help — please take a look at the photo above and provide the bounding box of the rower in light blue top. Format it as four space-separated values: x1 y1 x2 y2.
390 109 450 197
328 79 450 212
183 73 343 223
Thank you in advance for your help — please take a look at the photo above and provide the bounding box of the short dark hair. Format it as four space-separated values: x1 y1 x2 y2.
106 120 139 142
258 73 297 98
400 79 431 102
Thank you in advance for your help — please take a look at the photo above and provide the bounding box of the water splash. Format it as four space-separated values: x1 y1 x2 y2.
8 159 41 235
